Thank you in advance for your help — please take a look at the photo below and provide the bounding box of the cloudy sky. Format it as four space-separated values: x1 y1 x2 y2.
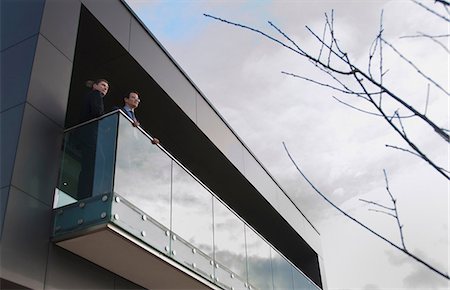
124 0 448 289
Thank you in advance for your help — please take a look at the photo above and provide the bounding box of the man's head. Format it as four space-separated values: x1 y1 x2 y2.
124 91 140 110
92 79 109 96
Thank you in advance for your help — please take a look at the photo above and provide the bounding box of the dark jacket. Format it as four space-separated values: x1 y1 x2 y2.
79 90 104 123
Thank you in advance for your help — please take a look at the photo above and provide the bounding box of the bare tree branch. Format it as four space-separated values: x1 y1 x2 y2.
359 198 395 210
282 142 449 280
424 83 431 115
303 21 450 142
411 0 450 21
331 96 398 117
368 208 397 218
204 13 450 178
382 38 449 96
400 32 450 54
434 0 450 7
386 144 450 174
205 3 450 279
383 169 407 249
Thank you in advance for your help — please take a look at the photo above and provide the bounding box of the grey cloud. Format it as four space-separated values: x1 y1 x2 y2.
385 250 449 289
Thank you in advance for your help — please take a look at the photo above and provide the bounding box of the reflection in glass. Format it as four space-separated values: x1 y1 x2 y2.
213 198 247 280
114 115 172 228
56 129 82 207
92 115 118 196
293 268 317 290
246 225 273 290
271 248 294 290
56 114 118 207
171 162 213 256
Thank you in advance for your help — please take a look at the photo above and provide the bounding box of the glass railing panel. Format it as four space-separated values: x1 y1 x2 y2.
271 248 294 290
55 114 118 208
91 114 118 196
213 197 248 283
114 114 172 228
112 193 170 255
293 268 318 290
245 225 273 290
171 234 214 280
213 263 248 290
171 162 214 278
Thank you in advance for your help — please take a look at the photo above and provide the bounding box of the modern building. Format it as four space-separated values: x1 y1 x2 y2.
0 1 326 289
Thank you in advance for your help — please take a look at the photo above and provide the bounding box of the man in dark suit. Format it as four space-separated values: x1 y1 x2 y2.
80 79 109 123
77 79 110 199
121 90 141 126
121 91 159 144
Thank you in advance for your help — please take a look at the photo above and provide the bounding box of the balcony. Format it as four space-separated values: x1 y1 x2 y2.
52 111 319 289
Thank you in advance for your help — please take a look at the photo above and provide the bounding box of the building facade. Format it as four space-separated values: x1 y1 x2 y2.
0 0 326 289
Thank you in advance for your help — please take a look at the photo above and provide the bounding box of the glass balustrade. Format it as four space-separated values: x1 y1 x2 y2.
55 113 118 208
54 111 321 290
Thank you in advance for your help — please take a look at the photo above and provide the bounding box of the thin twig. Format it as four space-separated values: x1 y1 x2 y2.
383 169 406 249
282 142 449 280
282 71 370 95
434 0 450 6
304 22 450 142
332 96 392 117
382 38 449 96
350 60 449 179
368 208 397 218
424 84 430 115
385 144 450 174
411 0 450 21
401 32 450 54
359 198 395 210
379 11 384 107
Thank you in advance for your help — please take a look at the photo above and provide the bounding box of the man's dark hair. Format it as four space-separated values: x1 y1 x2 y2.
85 78 109 88
124 90 139 99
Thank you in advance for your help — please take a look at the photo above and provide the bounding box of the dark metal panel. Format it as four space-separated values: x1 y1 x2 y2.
0 187 51 290
0 105 25 188
40 0 81 61
81 0 131 50
0 186 10 239
129 18 197 121
27 35 73 127
44 245 115 290
0 0 45 51
0 36 38 112
11 104 63 206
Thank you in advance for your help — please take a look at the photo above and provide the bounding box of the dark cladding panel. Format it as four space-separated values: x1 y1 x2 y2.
129 18 196 121
11 104 63 206
0 35 38 112
0 186 10 239
81 0 131 50
40 0 81 61
27 35 73 126
44 246 116 290
0 105 25 188
0 187 51 290
0 0 45 51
